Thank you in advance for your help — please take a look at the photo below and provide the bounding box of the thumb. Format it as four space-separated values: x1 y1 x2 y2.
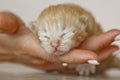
0 11 24 34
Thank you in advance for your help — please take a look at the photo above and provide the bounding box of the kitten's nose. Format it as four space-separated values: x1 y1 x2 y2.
51 40 60 51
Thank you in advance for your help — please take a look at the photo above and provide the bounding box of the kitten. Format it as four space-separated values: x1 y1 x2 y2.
30 4 102 55
29 4 120 76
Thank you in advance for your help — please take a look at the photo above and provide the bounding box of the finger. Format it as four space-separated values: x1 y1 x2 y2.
0 11 24 34
98 45 118 61
15 53 47 65
0 53 14 61
21 59 77 74
80 29 120 51
19 57 77 74
0 46 11 54
58 49 98 64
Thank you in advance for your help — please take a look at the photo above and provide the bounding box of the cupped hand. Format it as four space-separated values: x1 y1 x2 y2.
0 11 119 73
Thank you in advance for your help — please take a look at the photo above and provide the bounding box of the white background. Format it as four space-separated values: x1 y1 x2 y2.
0 0 120 30
0 0 120 73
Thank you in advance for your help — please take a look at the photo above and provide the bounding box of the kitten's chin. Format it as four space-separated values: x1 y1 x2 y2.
47 51 66 56
42 45 70 56
53 51 66 56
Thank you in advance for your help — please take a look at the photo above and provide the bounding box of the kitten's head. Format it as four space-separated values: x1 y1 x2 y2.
30 4 88 56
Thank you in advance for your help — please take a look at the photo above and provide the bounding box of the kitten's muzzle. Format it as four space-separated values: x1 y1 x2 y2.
51 40 60 51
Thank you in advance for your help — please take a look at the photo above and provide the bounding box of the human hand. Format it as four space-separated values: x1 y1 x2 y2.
0 11 99 63
0 11 119 74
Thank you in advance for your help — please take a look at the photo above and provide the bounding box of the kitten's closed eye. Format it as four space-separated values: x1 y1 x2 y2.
59 28 74 39
38 31 50 41
61 31 74 39
39 36 49 41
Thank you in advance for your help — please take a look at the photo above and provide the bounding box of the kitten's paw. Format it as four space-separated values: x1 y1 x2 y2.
76 64 96 76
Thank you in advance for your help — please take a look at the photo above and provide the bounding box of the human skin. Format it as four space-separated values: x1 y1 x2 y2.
0 11 119 73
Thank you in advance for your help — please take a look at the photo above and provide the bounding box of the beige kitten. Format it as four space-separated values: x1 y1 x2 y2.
30 4 102 55
29 4 120 76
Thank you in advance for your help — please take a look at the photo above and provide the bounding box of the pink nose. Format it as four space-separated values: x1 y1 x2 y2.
51 41 60 51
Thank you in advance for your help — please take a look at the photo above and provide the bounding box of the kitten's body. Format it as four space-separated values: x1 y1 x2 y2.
30 4 120 76
30 4 102 55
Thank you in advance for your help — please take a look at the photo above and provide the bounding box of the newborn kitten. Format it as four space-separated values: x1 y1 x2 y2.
30 4 102 55
29 4 120 76
30 3 102 76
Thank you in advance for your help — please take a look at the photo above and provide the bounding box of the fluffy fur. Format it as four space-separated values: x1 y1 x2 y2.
30 4 102 56
30 4 120 76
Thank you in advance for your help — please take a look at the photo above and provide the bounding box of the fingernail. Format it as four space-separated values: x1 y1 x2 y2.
112 34 120 56
88 60 100 65
111 34 120 48
114 34 120 41
62 63 68 67
111 42 120 56
113 49 120 57
111 41 120 49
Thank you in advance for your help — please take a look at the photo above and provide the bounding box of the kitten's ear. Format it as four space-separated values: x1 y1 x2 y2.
79 15 88 27
29 21 38 34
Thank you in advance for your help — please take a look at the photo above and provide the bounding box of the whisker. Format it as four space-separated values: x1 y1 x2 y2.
38 31 49 36
57 20 63 35
44 21 50 36
63 32 74 39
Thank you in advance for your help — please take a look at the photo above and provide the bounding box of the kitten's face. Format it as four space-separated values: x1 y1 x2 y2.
38 25 80 56
31 17 87 56
38 21 79 56
30 4 88 56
